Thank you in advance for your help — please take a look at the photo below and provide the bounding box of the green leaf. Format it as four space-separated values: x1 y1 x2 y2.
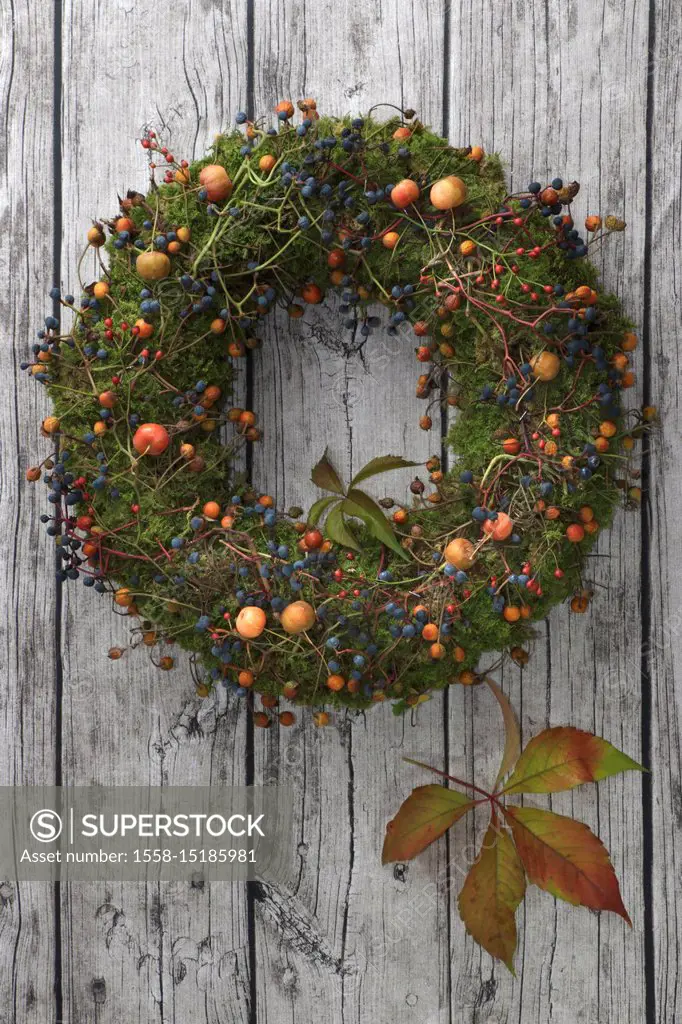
350 455 420 488
382 784 475 863
307 495 341 526
310 449 345 494
500 727 644 796
458 820 526 973
324 503 360 551
343 488 410 561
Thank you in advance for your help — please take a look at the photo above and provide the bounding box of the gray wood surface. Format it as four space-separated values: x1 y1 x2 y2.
0 0 678 1021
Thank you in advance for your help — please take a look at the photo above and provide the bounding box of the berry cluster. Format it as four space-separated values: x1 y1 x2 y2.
26 103 650 725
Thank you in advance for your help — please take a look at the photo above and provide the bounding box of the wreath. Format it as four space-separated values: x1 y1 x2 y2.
27 100 649 726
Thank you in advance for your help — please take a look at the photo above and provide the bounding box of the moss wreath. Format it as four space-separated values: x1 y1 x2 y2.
28 101 648 726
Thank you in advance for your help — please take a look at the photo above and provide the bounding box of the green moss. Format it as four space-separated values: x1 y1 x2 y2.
33 113 642 718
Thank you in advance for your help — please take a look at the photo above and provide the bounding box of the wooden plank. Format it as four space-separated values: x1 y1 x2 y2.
648 0 682 1019
0 0 59 1020
58 2 250 1021
446 1 649 1020
251 2 450 1020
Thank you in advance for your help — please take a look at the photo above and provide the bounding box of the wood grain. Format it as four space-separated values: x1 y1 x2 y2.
0 0 59 1020
647 0 682 1019
251 2 451 1020
447 1 649 1019
58 2 250 1021
1 0 676 1020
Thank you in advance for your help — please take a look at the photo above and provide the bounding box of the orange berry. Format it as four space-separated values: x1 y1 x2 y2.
421 623 439 642
211 318 226 334
578 505 594 522
566 523 585 543
278 711 296 727
253 712 271 728
275 100 295 119
482 511 513 541
301 282 323 304
585 215 602 232
502 437 521 455
454 646 466 663
458 670 477 686
93 281 110 299
594 436 610 452
444 537 475 570
430 643 446 660
235 606 266 639
430 176 468 210
326 674 345 692
622 332 638 351
382 231 400 250
392 126 412 140
599 420 618 437
313 711 330 727
135 318 154 339
280 600 316 634
176 226 191 243
133 423 170 456
459 239 477 256
238 670 254 687
259 154 276 173
531 351 561 381
467 145 484 162
203 501 221 520
391 179 421 208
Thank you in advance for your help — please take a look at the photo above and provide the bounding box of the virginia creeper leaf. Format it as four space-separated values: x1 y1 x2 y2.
324 503 360 551
344 489 410 561
310 449 345 494
307 494 340 526
501 727 644 796
382 785 475 864
458 820 526 972
485 678 521 791
350 455 420 488
504 805 631 923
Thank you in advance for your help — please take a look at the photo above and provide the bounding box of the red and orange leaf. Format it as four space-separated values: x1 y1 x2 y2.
382 785 474 864
504 805 630 923
500 727 643 796
458 820 526 972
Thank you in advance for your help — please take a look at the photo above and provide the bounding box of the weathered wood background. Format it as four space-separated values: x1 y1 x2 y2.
0 0 679 1020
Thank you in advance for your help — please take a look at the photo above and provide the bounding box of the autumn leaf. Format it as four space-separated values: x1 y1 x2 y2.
458 820 526 972
382 785 475 864
504 805 631 923
500 727 643 796
485 678 521 791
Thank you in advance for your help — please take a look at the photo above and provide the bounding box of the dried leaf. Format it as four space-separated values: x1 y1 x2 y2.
324 503 360 551
307 494 340 526
350 455 420 488
310 449 345 494
458 820 526 972
500 727 643 796
504 805 631 923
382 784 474 864
344 488 410 560
484 678 521 791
